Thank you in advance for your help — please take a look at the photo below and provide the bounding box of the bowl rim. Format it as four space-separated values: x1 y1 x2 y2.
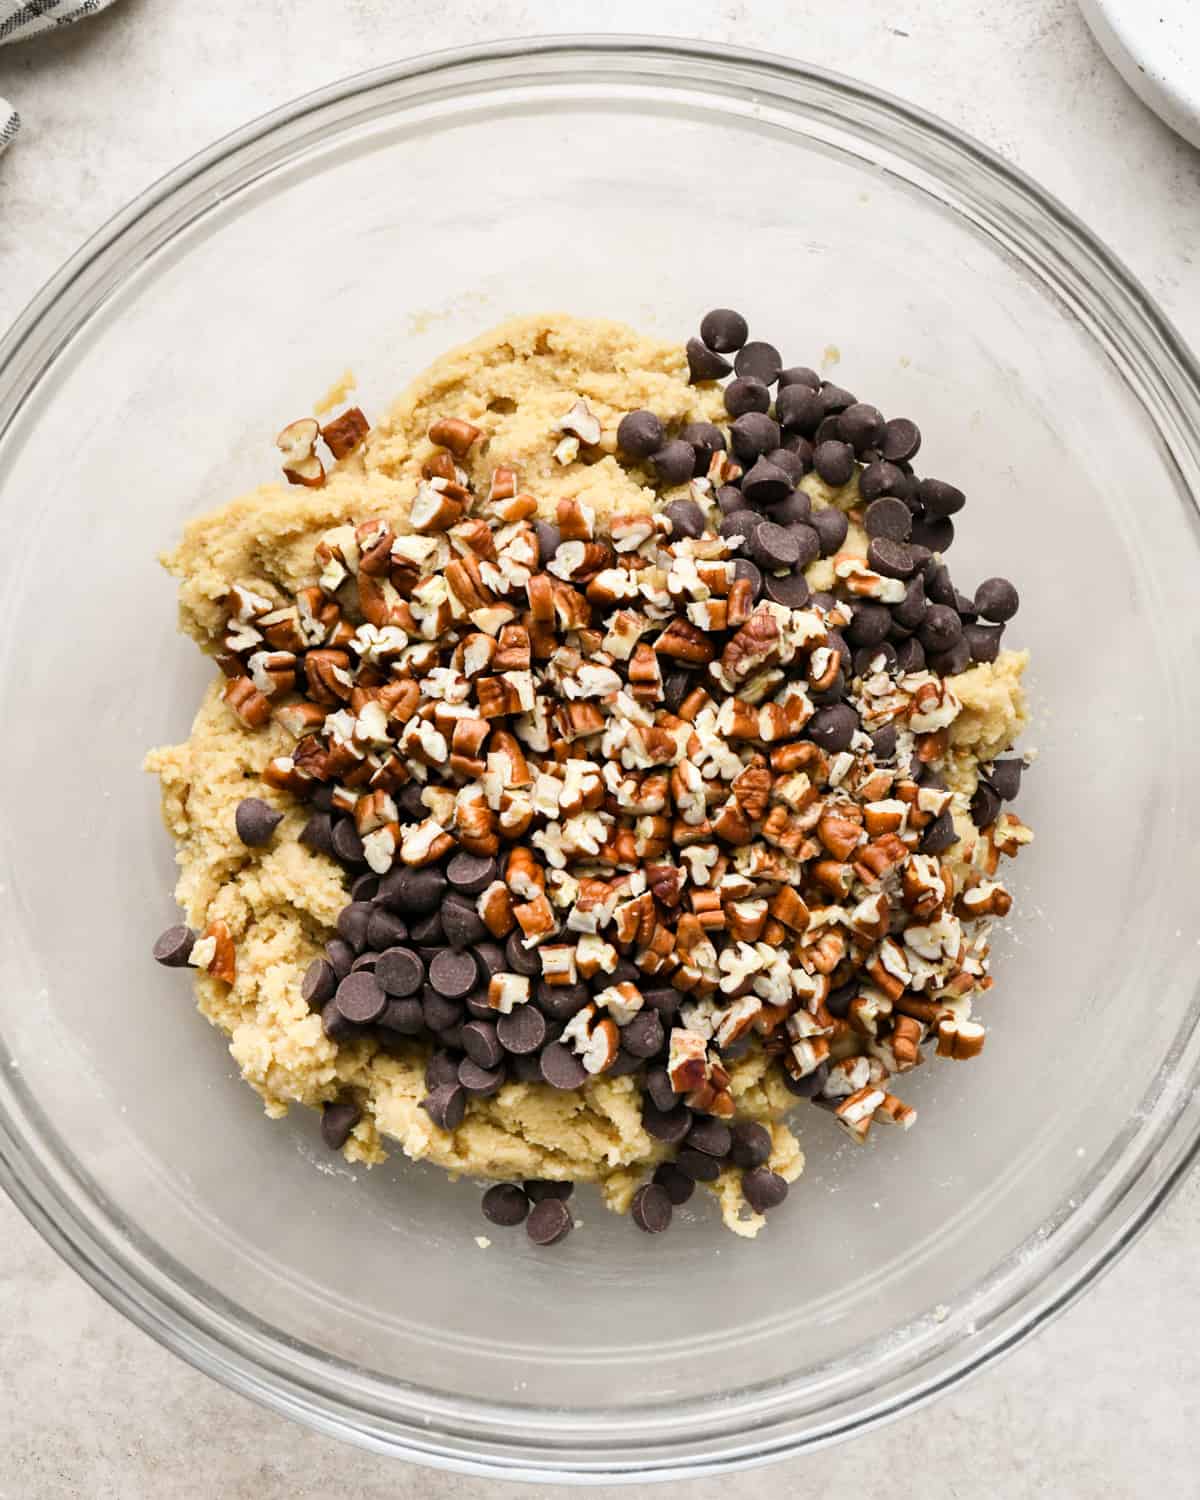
2 33 1199 1481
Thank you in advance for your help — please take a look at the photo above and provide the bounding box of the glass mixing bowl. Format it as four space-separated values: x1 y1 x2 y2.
1 36 1199 1481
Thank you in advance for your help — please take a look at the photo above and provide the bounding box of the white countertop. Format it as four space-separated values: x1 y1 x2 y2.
1 2 1198 1495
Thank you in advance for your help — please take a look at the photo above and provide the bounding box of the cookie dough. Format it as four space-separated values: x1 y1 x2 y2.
147 313 1027 1234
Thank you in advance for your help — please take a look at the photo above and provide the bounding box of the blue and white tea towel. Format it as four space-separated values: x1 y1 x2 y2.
1 0 121 155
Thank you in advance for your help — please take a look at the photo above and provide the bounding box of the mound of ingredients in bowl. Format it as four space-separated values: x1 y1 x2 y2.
147 310 1032 1247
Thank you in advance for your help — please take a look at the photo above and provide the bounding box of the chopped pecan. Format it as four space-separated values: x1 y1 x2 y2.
322 407 370 460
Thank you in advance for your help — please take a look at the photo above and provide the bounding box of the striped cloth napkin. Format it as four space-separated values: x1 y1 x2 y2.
1 0 121 154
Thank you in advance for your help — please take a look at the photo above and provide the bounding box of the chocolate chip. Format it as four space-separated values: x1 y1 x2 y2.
918 477 966 517
814 414 843 447
447 852 499 896
924 562 954 612
686 1117 732 1157
686 337 733 382
730 411 781 462
765 445 810 483
867 538 916 581
970 780 1002 828
919 810 957 854
766 489 812 526
537 980 591 1021
864 495 912 542
458 1058 506 1096
526 1196 573 1246
928 638 972 676
497 1004 546 1055
854 641 899 677
813 440 856 488
375 946 424 997
838 402 885 454
734 340 782 386
366 908 409 952
643 988 683 1021
776 383 824 435
505 930 542 977
910 514 954 553
535 520 561 565
235 796 282 847
441 894 488 950
509 1053 544 1083
377 865 445 916
664 498 705 540
335 970 387 1024
351 873 380 903
717 484 750 516
336 901 373 954
653 1162 696 1205
460 1017 503 1069
720 510 762 545
465 988 495 1021
818 382 857 414
300 811 335 857
893 573 928 629
858 460 906 501
882 417 921 462
724 377 771 419
809 506 849 557
651 440 696 486
987 758 1024 800
422 1082 466 1131
617 409 664 459
870 724 898 761
409 910 444 946
700 307 749 352
380 997 426 1036
643 1067 678 1114
321 1099 361 1150
539 1041 588 1090
331 819 366 866
302 958 337 1008
641 1101 692 1144
778 365 820 390
153 925 195 967
975 576 1020 623
741 459 793 509
325 937 354 980
425 1051 460 1090
482 1183 529 1226
748 521 801 571
631 1183 673 1234
434 1022 465 1050
350 952 378 974
310 785 335 813
808 703 859 752
422 988 463 1032
919 604 963 653
965 621 1004 663
728 1121 772 1169
742 1167 789 1213
732 558 763 598
676 1147 720 1182
847 600 892 647
789 524 822 570
763 570 812 609
427 949 476 1000
783 1060 829 1097
621 1009 665 1058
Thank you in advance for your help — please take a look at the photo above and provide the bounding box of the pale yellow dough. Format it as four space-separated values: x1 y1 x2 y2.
147 313 1026 1234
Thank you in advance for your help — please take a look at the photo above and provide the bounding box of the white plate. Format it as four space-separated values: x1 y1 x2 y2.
1080 0 1200 149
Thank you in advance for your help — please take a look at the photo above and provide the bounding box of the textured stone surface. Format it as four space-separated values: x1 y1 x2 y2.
0 2 1197 1494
